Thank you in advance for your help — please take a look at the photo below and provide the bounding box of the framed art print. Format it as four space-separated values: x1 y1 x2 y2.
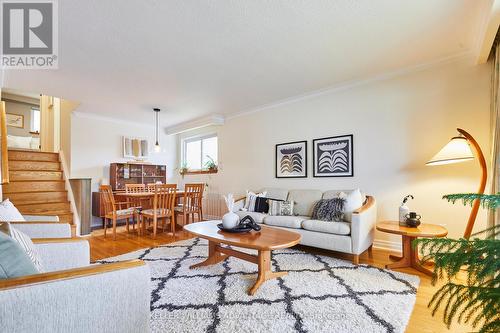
275 140 307 178
313 135 353 177
6 113 24 128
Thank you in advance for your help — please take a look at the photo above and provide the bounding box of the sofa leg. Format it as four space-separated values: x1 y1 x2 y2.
352 254 359 265
367 245 373 259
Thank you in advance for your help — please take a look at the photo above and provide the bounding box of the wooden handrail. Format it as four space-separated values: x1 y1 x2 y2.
0 259 145 290
0 101 9 185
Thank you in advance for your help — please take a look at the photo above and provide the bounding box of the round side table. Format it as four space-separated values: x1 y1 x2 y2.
376 221 448 276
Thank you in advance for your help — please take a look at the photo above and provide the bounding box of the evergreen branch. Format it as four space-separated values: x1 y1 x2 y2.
442 193 500 210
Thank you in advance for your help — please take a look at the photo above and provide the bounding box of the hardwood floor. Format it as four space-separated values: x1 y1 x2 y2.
86 225 471 333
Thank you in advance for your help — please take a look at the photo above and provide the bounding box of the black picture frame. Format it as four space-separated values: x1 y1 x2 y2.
313 134 353 177
275 140 307 178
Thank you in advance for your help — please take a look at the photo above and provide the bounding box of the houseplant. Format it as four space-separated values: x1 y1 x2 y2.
204 155 218 172
416 193 499 332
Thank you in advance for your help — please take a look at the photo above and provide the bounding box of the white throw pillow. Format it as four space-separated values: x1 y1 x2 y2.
10 226 44 272
0 199 26 221
243 191 267 212
339 189 363 222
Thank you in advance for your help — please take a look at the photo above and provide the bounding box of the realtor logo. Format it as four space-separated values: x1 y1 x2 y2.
1 0 58 68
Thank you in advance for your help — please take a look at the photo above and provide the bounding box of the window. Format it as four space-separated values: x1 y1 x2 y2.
30 107 40 133
182 134 218 171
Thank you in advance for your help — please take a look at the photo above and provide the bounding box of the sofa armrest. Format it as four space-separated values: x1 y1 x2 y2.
351 196 377 255
231 195 246 212
0 260 150 333
33 238 90 272
10 222 72 239
23 214 60 222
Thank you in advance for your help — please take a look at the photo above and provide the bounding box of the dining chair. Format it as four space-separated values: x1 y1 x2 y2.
141 184 177 238
99 185 139 240
146 183 157 192
174 183 204 225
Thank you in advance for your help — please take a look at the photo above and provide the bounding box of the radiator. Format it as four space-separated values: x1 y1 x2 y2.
202 192 228 220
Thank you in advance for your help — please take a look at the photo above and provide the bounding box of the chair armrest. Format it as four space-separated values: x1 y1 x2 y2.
23 214 59 222
232 196 246 212
351 196 377 255
33 238 90 272
0 260 150 333
10 222 72 239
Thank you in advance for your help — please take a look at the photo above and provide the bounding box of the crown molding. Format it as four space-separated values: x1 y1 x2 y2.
164 114 225 135
73 111 154 128
474 0 500 64
227 51 473 121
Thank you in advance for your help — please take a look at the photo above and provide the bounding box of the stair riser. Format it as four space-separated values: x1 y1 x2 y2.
17 204 71 214
5 191 68 205
3 181 66 193
8 150 59 162
9 161 61 171
9 171 62 181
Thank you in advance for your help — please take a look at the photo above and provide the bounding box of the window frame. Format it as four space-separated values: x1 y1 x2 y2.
30 107 40 133
181 133 218 173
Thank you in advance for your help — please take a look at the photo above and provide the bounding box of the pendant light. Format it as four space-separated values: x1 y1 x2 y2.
153 108 161 152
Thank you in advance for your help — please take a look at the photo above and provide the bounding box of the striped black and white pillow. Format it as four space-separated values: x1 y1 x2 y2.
10 226 44 272
244 191 267 212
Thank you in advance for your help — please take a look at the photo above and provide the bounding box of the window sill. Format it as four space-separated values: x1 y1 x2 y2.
182 169 218 175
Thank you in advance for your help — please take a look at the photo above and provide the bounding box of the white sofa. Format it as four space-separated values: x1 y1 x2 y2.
0 224 151 333
234 188 377 264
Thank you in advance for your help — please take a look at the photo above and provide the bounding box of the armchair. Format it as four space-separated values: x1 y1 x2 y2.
0 237 151 333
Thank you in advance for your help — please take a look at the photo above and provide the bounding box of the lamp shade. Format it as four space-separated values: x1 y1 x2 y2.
426 136 474 166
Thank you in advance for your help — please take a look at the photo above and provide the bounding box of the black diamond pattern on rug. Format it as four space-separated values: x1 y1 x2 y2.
99 238 419 333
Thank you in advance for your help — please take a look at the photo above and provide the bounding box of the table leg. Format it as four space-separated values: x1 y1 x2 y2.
386 236 413 270
189 241 227 269
248 250 287 296
410 244 434 276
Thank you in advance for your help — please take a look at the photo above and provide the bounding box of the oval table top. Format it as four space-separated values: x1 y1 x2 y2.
376 221 448 238
184 221 302 251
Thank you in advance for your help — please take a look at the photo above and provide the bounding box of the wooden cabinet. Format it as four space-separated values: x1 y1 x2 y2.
109 163 167 191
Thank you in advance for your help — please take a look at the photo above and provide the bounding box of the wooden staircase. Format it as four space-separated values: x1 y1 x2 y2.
2 149 74 225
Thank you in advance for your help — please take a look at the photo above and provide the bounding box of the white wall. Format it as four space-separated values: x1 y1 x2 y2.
70 114 177 192
178 56 492 248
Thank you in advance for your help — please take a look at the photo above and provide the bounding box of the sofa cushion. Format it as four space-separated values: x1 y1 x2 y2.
339 189 364 222
0 199 25 222
263 215 308 229
323 189 367 203
260 188 289 201
235 211 267 224
302 220 351 236
287 190 323 216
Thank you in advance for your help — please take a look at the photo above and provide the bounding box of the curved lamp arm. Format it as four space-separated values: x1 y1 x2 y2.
457 128 488 239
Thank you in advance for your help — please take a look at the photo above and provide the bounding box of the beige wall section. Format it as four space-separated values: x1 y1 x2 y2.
0 93 39 137
178 56 492 247
70 114 177 192
60 99 79 171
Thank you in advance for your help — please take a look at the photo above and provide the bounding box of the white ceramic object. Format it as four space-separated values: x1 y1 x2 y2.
222 211 240 229
222 194 240 229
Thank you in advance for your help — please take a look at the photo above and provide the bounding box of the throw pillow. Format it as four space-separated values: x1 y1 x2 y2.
0 199 25 222
339 189 363 222
312 198 345 222
244 191 267 212
0 231 38 279
9 226 44 272
254 197 269 213
278 201 294 216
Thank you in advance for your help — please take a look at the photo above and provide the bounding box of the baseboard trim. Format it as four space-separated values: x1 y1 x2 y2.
373 239 402 253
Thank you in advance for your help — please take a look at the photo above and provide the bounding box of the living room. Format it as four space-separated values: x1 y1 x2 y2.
0 1 499 333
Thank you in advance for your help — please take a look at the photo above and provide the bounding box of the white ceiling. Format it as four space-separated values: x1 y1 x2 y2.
1 0 491 127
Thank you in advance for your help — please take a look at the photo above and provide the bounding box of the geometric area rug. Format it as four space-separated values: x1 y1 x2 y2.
100 238 420 333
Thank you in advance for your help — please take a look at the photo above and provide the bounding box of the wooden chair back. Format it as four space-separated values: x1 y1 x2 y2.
146 184 157 192
99 185 116 215
152 184 177 213
125 184 146 193
183 183 204 212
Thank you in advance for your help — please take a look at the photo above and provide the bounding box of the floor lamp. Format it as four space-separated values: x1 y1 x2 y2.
426 128 487 239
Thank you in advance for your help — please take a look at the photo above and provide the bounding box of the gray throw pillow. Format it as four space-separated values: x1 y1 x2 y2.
312 198 345 222
0 230 38 279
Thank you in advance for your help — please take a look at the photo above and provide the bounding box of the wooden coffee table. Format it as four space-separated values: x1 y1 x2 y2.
184 221 301 295
376 221 448 276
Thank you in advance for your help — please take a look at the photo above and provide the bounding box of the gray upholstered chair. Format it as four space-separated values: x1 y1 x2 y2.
0 229 151 333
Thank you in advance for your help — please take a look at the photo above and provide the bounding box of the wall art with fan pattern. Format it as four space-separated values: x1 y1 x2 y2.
275 140 307 178
313 135 353 177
